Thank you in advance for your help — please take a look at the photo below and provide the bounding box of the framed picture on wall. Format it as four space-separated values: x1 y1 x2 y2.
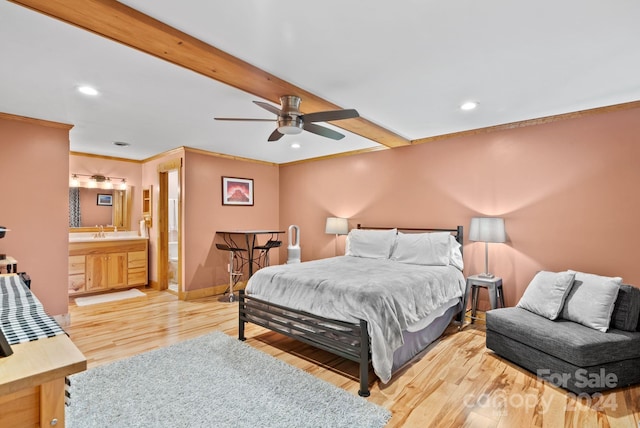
97 194 113 206
222 177 254 206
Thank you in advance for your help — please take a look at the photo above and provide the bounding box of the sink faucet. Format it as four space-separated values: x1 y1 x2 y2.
92 225 109 239
94 225 106 239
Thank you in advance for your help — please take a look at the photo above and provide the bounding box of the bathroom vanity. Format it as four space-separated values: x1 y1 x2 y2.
68 233 148 295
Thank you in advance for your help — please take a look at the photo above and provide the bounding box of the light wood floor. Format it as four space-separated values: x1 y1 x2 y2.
66 288 640 428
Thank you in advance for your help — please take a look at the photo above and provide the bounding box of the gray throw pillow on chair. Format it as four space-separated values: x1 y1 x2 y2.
516 271 576 320
560 271 621 332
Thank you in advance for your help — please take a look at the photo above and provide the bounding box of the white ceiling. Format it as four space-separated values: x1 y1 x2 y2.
1 1 640 164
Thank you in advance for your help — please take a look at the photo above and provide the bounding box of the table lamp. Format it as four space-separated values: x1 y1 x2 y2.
469 217 506 278
325 217 348 255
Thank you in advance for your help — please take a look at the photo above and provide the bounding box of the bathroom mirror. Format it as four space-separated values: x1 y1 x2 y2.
69 186 131 232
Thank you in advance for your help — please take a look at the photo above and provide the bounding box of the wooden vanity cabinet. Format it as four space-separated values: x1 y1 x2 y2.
68 239 148 295
86 252 127 291
68 255 86 293
127 250 148 285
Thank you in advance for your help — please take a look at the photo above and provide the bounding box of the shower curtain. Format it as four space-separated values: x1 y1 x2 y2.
168 198 178 232
69 187 81 228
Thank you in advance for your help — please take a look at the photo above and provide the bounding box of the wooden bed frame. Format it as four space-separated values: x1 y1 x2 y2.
238 225 464 397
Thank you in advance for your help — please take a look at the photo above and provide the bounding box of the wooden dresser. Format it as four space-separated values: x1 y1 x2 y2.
0 335 86 427
0 274 86 427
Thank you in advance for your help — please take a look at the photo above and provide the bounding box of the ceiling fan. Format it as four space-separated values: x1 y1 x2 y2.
214 95 359 141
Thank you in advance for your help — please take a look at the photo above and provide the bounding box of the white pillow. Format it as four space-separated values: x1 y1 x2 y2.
560 271 622 332
516 271 576 320
449 235 464 271
345 228 397 259
390 232 451 266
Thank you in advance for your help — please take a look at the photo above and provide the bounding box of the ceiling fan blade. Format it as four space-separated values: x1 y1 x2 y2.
253 101 283 116
214 117 276 121
303 123 345 140
268 129 284 141
302 109 359 123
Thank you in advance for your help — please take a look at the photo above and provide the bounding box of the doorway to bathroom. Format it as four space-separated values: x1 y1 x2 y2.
167 169 179 294
157 158 182 298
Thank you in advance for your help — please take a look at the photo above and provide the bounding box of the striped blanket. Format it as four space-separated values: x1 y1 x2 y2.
0 274 66 345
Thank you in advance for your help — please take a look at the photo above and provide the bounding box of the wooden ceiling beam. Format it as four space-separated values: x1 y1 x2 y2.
10 0 410 148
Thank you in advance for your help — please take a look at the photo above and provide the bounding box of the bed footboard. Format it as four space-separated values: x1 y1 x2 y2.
238 290 371 397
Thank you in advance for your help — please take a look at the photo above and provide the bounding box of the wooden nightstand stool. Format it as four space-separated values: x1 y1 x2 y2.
464 275 504 325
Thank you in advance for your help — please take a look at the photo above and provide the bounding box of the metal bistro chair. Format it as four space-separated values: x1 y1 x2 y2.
253 238 282 270
215 243 247 303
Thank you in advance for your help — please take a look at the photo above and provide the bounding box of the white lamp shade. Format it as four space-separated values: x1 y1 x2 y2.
469 217 506 243
325 217 349 235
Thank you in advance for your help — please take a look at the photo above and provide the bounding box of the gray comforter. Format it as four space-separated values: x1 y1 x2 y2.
245 256 465 383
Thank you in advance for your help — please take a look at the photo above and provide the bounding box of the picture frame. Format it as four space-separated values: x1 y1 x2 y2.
222 177 254 206
97 193 113 206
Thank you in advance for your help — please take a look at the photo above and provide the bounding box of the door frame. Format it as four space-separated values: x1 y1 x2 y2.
157 158 183 299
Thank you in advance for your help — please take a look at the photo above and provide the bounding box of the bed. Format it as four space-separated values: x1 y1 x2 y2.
239 224 465 396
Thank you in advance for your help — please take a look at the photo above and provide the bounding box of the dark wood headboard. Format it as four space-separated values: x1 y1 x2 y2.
356 224 464 254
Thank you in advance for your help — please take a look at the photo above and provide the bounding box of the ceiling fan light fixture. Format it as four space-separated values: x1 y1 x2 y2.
277 116 304 135
216 95 358 141
277 125 304 135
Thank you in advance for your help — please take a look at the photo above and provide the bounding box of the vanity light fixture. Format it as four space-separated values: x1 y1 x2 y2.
70 173 128 189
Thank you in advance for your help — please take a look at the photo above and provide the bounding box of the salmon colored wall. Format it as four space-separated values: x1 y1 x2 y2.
69 153 143 230
0 116 70 316
279 106 640 308
5 105 636 314
183 151 279 292
141 149 279 293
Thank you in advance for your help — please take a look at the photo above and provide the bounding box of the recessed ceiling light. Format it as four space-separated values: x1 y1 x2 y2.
290 142 301 149
113 141 130 147
460 101 479 111
77 85 99 96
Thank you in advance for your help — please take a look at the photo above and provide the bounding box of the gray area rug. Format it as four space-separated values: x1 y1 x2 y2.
67 331 391 427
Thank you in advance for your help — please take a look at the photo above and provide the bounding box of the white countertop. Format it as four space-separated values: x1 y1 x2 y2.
69 232 148 243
